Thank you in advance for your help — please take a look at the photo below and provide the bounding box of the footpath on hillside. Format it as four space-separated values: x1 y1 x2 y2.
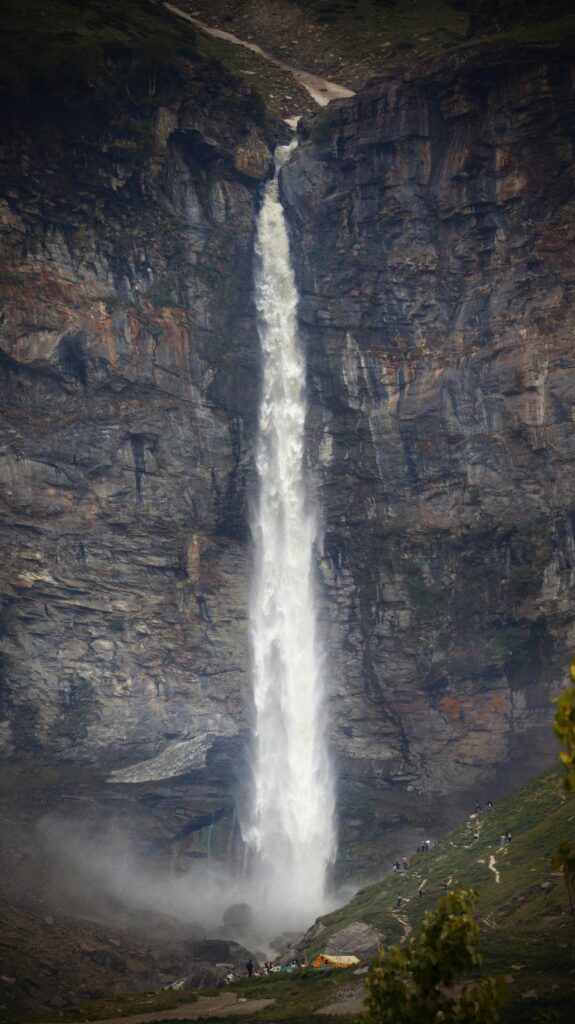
165 2 355 113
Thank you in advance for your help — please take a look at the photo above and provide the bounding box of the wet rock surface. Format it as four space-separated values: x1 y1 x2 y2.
0 57 268 864
281 45 575 866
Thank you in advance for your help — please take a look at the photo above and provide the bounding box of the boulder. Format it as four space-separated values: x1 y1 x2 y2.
164 961 222 989
324 922 385 960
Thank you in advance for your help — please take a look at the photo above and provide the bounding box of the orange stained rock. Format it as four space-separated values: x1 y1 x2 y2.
440 692 509 722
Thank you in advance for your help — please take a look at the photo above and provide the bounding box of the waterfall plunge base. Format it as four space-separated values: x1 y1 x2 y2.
244 143 337 938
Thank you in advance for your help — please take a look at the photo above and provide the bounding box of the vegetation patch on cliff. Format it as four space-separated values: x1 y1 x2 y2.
0 0 270 144
0 0 198 111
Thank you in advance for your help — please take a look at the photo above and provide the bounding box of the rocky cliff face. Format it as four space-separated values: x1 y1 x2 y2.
281 45 575 869
0 54 272 866
1 23 574 904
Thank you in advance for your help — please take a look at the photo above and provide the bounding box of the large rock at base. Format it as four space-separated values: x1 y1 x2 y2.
187 939 255 970
222 903 254 937
163 962 224 989
324 922 385 960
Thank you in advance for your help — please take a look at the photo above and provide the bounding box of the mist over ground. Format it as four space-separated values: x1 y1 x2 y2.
33 816 351 955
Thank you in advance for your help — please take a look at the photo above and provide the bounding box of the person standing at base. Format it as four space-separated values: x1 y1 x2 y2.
246 960 254 977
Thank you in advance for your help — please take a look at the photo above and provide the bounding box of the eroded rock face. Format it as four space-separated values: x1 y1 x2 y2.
281 47 575 868
0 68 270 857
324 922 385 959
1 36 575 900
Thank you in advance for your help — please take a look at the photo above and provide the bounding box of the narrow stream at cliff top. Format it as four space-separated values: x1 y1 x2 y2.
244 142 337 938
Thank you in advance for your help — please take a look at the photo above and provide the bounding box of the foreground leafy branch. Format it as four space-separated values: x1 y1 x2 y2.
363 887 506 1024
554 667 575 790
553 668 575 950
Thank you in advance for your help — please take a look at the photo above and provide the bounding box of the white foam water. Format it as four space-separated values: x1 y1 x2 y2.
245 143 337 936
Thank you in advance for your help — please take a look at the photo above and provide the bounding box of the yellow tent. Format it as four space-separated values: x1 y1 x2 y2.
310 954 360 969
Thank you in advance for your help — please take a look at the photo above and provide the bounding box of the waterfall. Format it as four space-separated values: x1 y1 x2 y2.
245 143 336 934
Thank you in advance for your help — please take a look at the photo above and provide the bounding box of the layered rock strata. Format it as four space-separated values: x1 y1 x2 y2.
1 34 575 894
281 45 575 869
0 62 270 859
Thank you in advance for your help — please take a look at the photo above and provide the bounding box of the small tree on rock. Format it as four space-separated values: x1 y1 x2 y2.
364 887 506 1024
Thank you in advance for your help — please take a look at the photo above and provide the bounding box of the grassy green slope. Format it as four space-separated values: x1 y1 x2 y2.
307 768 575 1020
26 975 352 1024
0 0 272 130
0 0 197 104
171 0 575 100
288 0 469 68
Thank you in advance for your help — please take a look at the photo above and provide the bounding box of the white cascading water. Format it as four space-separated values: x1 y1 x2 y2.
245 142 337 935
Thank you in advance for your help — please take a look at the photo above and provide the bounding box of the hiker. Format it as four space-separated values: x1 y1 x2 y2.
246 960 254 977
474 801 481 813
486 799 493 810
395 893 403 908
500 834 506 848
425 838 431 851
418 883 424 898
402 855 408 870
225 970 235 984
441 878 449 889
505 831 512 843
393 860 401 872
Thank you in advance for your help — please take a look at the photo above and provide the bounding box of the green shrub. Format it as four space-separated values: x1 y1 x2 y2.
508 564 542 600
145 272 179 307
0 603 17 635
309 110 334 145
364 888 507 1024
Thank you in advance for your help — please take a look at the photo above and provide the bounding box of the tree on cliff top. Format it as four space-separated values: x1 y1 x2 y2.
363 887 506 1024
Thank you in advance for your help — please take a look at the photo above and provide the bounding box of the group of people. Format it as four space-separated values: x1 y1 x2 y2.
392 854 410 872
240 958 304 980
393 840 431 873
390 795 510 914
224 961 257 982
473 799 493 813
391 839 433 909
395 883 425 909
228 959 268 983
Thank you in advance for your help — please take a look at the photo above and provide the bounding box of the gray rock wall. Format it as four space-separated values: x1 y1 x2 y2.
0 77 270 854
281 48 575 869
1 42 575 880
